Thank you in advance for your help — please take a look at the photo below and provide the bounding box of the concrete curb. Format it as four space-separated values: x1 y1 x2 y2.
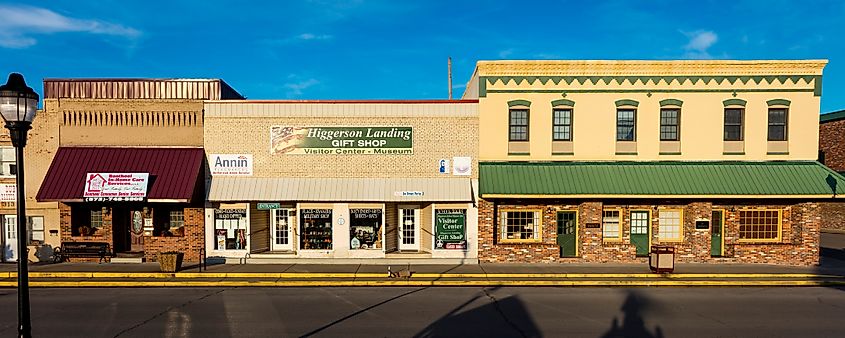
2 272 841 279
2 280 845 287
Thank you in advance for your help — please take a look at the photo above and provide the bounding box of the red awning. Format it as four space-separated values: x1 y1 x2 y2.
36 147 204 203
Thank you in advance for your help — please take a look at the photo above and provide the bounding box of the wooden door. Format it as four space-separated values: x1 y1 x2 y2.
630 211 650 257
130 210 144 252
556 211 577 257
711 210 724 257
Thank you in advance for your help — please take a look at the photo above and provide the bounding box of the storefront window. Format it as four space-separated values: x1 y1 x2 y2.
349 208 382 250
300 209 332 250
214 209 247 250
154 206 186 237
71 205 104 236
435 209 467 250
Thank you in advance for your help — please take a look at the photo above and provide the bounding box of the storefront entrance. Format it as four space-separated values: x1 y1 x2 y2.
711 210 724 257
398 207 420 251
556 211 577 257
271 208 294 251
2 215 17 262
130 210 145 252
630 210 650 256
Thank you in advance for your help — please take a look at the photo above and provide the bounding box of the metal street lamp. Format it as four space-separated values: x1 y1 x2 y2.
0 73 38 338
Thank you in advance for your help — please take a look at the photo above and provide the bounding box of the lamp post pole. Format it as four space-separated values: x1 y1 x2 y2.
9 121 30 338
0 73 38 338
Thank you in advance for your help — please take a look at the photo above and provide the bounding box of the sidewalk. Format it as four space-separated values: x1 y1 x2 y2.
2 232 844 287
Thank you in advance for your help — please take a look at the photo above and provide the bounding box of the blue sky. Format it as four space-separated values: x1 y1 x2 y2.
1 0 844 112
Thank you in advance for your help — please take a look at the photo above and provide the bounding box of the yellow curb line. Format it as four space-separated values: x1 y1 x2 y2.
2 272 841 279
2 280 845 287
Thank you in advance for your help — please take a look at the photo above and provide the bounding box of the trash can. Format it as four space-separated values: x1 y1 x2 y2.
649 245 675 273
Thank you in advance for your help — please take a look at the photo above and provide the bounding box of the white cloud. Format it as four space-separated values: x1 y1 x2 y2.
297 33 333 41
681 30 718 59
284 78 320 97
498 48 514 58
0 4 141 49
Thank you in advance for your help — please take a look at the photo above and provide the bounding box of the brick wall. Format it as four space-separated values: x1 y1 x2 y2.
204 113 479 179
59 204 205 263
478 199 821 266
59 203 114 262
820 118 845 172
820 202 845 231
143 207 204 262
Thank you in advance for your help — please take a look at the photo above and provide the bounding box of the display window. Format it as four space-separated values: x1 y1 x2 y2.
300 208 332 250
214 209 247 250
349 208 382 250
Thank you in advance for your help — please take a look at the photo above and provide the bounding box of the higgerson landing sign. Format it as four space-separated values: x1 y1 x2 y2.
270 126 413 155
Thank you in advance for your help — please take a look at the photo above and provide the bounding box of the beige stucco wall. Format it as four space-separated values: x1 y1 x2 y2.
204 102 479 178
472 60 826 162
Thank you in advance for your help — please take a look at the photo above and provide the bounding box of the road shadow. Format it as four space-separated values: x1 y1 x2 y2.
600 290 664 338
414 287 541 338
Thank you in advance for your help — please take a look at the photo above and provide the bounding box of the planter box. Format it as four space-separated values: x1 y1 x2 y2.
157 252 184 272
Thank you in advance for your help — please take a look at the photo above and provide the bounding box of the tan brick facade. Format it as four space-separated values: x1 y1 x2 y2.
479 199 820 266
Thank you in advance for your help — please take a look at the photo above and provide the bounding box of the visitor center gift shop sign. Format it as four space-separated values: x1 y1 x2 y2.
83 173 149 201
270 126 413 155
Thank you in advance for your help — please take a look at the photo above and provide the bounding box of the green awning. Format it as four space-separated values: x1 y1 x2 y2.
479 161 845 198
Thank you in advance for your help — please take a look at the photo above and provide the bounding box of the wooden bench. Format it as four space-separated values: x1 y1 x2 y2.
55 242 111 263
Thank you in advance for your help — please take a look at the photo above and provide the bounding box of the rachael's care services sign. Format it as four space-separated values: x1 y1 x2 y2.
270 126 413 155
83 173 149 202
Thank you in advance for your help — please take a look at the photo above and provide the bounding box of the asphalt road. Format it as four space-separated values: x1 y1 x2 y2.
1 286 844 338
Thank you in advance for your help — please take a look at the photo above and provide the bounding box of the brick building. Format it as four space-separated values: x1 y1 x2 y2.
463 60 842 266
202 101 479 263
31 79 242 262
819 110 845 231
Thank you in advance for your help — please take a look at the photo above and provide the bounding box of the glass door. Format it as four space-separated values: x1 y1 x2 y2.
3 215 17 262
271 209 294 251
556 211 577 257
398 207 420 251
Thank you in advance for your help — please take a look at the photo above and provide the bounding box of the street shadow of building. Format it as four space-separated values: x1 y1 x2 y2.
600 291 664 338
414 293 541 338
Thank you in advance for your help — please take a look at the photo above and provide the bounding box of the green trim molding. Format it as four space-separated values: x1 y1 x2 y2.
766 99 791 106
478 75 822 97
507 99 531 107
479 161 845 196
659 99 683 107
723 152 746 155
615 99 639 107
508 152 531 156
551 99 575 107
723 99 747 107
821 109 845 123
552 152 575 156
659 152 682 155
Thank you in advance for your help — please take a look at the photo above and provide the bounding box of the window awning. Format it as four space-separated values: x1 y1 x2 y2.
36 147 204 203
479 161 845 198
208 177 474 202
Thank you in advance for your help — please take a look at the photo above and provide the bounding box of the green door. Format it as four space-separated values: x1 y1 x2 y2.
711 210 723 257
630 211 650 256
557 211 577 257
